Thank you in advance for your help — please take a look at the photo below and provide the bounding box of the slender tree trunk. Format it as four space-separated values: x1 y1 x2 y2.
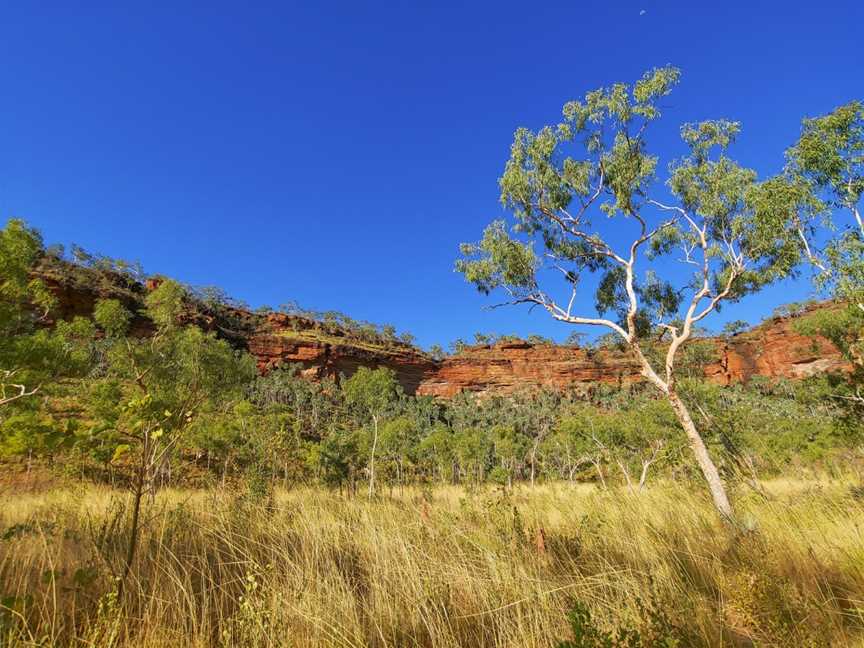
667 390 733 520
368 415 378 497
638 462 651 492
591 458 606 489
633 341 734 520
638 442 662 492
530 443 538 488
120 452 147 598
617 460 634 493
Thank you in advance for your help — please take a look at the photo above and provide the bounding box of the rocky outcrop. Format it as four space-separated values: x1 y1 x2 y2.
704 307 850 385
422 305 850 396
417 342 641 396
249 314 438 394
425 305 851 395
37 261 851 396
247 305 850 396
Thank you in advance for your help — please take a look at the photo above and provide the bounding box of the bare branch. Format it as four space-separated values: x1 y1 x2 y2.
0 370 40 408
521 294 629 339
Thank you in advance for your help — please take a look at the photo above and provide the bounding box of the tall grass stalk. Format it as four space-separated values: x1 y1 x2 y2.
1 480 863 646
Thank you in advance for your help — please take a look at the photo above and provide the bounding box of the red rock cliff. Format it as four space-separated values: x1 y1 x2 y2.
417 342 641 397
38 263 850 396
249 304 849 396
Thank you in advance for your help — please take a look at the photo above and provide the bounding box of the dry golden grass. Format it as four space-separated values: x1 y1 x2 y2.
1 479 864 647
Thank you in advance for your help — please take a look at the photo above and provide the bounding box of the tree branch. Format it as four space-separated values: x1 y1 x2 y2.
0 370 39 407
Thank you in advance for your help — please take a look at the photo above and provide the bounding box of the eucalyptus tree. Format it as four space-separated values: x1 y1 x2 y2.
418 424 455 483
0 220 56 408
722 320 750 337
511 387 563 486
604 399 676 493
490 424 529 487
377 416 417 491
250 365 342 440
0 220 96 468
541 423 589 484
342 366 402 496
92 280 256 593
780 100 863 301
457 68 799 519
453 426 491 484
766 101 864 409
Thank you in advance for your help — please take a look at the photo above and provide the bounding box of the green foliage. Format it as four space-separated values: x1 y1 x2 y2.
1 217 861 497
417 424 454 482
453 426 491 484
766 101 864 415
1 219 56 407
454 68 831 517
771 101 863 303
679 377 851 471
0 220 55 325
343 366 402 423
0 411 74 458
308 425 362 489
275 301 420 353
556 599 680 648
84 281 257 490
428 344 446 361
0 220 98 458
722 320 749 336
795 305 864 416
144 279 187 330
788 101 863 210
449 338 469 355
456 220 537 297
93 299 131 338
456 67 799 370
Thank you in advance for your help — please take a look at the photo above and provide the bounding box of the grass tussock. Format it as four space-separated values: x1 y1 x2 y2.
1 481 864 647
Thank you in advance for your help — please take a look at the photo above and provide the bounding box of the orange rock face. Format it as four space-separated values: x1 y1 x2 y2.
703 310 850 385
250 306 850 396
416 342 641 397
248 331 438 395
421 307 850 396
38 265 850 396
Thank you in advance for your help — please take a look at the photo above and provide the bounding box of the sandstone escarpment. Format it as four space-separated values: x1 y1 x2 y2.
37 261 851 397
416 342 641 397
249 313 438 394
705 307 850 385
423 304 850 396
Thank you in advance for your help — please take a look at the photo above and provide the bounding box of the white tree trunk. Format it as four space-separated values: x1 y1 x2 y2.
617 460 633 493
667 390 733 519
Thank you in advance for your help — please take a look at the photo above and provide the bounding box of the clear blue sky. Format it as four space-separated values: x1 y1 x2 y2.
1 1 862 349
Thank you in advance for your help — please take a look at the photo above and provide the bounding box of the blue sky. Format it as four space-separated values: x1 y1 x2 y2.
1 1 862 349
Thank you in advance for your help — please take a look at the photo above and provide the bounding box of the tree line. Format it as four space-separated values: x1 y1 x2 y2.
0 214 857 498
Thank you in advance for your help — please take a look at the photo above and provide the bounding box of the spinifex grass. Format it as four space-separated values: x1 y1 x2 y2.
1 480 863 647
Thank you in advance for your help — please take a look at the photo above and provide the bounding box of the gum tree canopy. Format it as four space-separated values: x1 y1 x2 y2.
457 67 800 519
0 220 57 408
766 102 864 410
